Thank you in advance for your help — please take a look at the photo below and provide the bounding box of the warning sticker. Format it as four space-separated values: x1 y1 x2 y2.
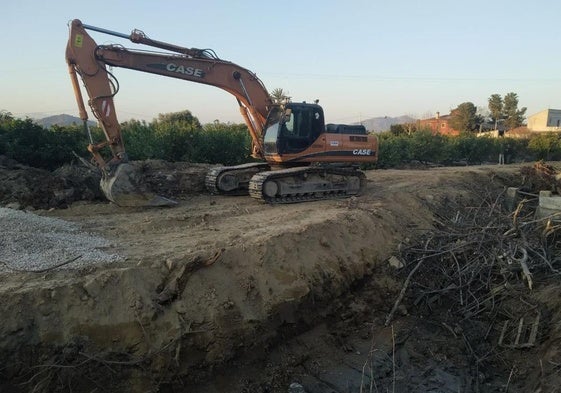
74 34 83 48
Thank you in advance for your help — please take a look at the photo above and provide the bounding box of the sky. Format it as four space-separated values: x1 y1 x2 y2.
2 0 561 125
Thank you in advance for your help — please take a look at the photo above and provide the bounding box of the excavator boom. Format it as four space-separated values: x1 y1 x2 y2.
65 19 273 206
93 44 271 157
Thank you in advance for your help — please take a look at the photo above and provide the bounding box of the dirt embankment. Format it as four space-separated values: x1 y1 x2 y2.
0 157 213 209
1 162 559 392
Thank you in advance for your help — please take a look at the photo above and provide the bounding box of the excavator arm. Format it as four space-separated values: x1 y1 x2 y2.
65 19 273 205
93 44 271 158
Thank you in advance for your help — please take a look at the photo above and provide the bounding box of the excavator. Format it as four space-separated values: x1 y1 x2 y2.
65 19 378 206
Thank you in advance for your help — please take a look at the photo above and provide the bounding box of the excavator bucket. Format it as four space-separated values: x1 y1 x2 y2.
100 163 177 207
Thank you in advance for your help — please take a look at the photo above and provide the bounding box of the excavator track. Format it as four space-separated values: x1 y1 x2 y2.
249 166 366 204
206 162 271 195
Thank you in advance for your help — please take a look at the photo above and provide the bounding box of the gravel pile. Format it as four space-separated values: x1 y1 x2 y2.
0 207 123 273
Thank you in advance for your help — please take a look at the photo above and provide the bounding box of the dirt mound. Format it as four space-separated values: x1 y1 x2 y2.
520 160 561 193
0 157 68 209
0 157 215 210
132 160 215 199
1 162 560 392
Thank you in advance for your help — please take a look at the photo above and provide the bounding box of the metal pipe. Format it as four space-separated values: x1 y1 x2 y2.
82 23 130 40
82 22 205 57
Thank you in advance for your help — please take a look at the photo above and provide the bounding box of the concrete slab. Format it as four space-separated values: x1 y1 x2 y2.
537 191 561 221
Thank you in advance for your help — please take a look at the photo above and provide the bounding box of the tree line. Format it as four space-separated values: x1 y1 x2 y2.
381 93 559 167
444 92 527 133
0 110 251 170
375 130 555 168
1 105 560 173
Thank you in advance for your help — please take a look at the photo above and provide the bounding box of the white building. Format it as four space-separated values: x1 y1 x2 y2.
527 109 561 132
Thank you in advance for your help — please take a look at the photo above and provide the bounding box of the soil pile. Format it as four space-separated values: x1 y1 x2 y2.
0 156 214 209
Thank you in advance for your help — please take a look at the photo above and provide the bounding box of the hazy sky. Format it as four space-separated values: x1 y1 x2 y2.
2 0 560 124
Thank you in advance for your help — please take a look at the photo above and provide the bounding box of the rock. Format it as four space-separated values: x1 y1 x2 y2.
388 255 405 269
4 202 21 210
288 382 306 393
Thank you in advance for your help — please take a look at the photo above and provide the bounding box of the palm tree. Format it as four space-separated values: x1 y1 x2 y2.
270 88 291 105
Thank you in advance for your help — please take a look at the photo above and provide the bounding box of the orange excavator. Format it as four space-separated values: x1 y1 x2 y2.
65 19 378 206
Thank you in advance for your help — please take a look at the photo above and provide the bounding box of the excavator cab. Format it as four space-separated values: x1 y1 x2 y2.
263 103 325 156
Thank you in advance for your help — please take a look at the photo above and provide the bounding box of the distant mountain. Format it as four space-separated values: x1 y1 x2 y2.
33 113 413 132
356 115 416 133
35 114 96 128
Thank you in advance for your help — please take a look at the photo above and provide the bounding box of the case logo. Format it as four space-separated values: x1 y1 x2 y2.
166 63 205 77
146 63 205 78
352 149 372 156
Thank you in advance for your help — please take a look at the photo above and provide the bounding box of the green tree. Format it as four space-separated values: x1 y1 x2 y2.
452 133 497 164
527 133 561 160
155 110 202 128
0 110 13 122
408 130 448 164
270 88 291 105
121 119 160 160
503 92 526 130
376 133 411 167
0 117 89 168
449 102 482 132
488 94 504 128
390 123 417 136
389 124 407 136
152 110 203 161
195 122 252 165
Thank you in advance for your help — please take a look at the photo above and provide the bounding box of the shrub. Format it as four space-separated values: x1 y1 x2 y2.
527 133 561 161
452 133 497 164
120 119 161 160
192 123 252 165
408 130 448 164
0 117 88 169
376 133 410 168
121 117 252 165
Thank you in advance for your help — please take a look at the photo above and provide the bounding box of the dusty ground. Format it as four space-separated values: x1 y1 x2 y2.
0 161 560 392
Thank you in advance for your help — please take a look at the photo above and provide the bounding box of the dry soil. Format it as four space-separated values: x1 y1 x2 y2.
1 162 560 393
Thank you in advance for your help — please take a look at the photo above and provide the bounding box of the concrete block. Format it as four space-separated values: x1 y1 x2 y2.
537 191 561 221
539 191 561 210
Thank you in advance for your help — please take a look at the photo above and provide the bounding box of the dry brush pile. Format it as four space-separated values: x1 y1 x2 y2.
386 186 560 373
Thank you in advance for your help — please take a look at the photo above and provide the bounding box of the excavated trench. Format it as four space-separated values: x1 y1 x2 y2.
2 162 558 392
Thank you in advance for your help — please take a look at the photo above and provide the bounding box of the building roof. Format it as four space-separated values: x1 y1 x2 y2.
528 108 561 118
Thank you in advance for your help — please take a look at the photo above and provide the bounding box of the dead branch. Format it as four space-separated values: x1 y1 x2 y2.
388 184 560 366
385 237 432 327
